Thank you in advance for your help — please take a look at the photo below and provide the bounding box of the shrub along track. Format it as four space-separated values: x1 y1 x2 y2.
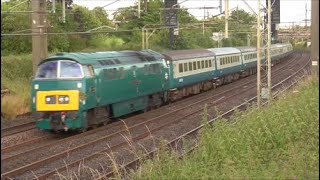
0 53 309 180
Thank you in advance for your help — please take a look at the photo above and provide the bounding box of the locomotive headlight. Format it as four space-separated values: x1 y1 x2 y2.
58 95 70 104
45 95 56 104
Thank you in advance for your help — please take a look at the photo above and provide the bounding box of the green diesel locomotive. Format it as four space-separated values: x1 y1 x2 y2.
32 50 169 131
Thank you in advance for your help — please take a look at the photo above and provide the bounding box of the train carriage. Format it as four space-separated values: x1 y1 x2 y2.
207 47 243 84
162 49 215 89
162 49 221 101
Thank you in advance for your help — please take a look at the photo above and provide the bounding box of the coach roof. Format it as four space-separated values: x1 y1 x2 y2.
207 47 241 56
161 49 215 61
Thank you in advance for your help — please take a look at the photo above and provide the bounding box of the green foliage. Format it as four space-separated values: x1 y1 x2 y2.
88 34 124 50
1 55 33 118
1 0 32 55
1 0 257 54
132 77 319 179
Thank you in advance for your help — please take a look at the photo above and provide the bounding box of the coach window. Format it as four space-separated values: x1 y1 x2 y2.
201 60 205 68
197 61 201 69
208 60 212 67
193 62 197 70
179 64 183 73
204 60 208 68
184 63 188 72
189 62 193 71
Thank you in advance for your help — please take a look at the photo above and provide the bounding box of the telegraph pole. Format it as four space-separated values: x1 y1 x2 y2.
32 0 47 75
138 0 141 18
62 0 66 23
311 0 319 75
267 0 272 103
224 0 229 38
257 0 261 108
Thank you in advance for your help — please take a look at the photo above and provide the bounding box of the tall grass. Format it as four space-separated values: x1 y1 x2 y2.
132 76 319 179
1 55 32 119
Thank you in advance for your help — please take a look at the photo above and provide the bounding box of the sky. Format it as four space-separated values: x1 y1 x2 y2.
73 0 312 27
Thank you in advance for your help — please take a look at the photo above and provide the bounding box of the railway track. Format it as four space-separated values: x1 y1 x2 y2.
1 122 36 138
0 53 310 179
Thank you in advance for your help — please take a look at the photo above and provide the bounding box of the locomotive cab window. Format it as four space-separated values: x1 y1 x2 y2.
36 60 84 79
83 65 94 77
36 61 58 79
60 61 83 78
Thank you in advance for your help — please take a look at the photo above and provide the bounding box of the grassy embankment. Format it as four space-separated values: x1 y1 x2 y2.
1 55 32 119
131 76 319 180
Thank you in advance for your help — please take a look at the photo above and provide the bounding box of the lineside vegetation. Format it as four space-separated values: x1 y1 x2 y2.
131 76 319 180
1 55 32 119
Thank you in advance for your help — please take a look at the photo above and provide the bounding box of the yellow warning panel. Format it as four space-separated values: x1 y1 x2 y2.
36 90 79 111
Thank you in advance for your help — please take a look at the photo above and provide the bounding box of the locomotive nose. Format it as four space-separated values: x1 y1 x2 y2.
36 90 80 111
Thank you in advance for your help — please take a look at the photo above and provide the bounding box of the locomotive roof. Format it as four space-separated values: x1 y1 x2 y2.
207 47 241 56
161 49 215 61
42 50 163 66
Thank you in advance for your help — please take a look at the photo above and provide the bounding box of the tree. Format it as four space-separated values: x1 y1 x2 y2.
1 0 32 55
